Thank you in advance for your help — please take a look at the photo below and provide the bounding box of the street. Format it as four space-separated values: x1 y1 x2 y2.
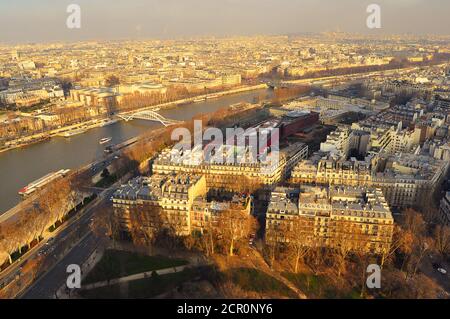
19 188 118 299
22 232 100 299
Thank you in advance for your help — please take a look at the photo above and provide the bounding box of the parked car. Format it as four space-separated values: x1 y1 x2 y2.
437 268 447 275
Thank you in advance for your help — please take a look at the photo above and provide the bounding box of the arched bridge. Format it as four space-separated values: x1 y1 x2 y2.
117 110 182 127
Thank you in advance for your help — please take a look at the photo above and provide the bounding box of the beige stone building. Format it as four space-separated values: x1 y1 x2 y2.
152 143 308 191
266 186 394 254
291 152 449 209
112 174 252 238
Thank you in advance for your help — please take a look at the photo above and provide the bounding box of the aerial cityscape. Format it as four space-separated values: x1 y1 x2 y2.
0 0 450 306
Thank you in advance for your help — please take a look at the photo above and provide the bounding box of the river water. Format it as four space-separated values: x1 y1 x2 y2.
0 89 272 214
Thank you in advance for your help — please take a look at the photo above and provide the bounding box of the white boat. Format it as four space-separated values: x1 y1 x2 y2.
61 128 87 137
99 137 112 144
18 169 70 196
99 119 119 127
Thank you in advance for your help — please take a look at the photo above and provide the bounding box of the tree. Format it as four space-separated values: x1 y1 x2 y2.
128 204 164 253
91 204 119 244
101 168 110 179
52 179 79 225
401 209 426 237
105 75 120 87
0 225 10 265
433 225 450 256
399 209 432 279
265 219 290 268
22 255 44 281
233 175 263 194
332 220 365 279
380 225 408 267
38 183 61 229
410 237 433 278
0 223 19 264
285 217 313 273
28 204 48 244
217 209 256 257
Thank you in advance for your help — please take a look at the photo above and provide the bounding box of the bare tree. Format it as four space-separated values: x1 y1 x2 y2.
285 217 313 273
410 237 433 279
433 225 450 256
91 204 119 242
128 204 164 254
217 209 256 257
0 223 19 264
265 219 290 268
380 225 407 267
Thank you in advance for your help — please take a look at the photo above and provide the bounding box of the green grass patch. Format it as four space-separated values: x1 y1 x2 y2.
224 268 297 298
94 174 117 188
282 272 329 298
343 289 363 299
80 267 198 299
82 249 188 285
282 272 362 299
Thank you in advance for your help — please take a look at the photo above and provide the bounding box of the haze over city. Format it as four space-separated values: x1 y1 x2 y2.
1 0 450 306
1 0 450 43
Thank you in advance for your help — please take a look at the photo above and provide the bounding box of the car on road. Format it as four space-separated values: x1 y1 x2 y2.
39 246 52 256
46 237 55 245
437 268 447 275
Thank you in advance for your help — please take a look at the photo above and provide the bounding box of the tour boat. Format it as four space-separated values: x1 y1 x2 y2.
99 137 112 144
18 169 70 196
61 128 87 137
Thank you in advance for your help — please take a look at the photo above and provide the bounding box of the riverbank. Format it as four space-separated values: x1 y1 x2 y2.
116 83 268 115
0 88 272 215
0 118 119 154
0 84 267 155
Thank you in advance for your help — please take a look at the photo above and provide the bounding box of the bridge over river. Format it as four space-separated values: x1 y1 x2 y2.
117 110 181 126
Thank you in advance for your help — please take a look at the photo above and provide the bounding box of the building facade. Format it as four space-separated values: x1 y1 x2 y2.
291 152 449 209
439 192 450 226
152 142 309 191
266 186 394 254
112 174 252 238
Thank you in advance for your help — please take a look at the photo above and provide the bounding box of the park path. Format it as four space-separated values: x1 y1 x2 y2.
81 265 189 291
247 248 307 299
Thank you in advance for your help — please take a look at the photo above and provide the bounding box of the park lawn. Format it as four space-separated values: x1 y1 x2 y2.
224 268 297 298
80 268 196 299
82 249 188 285
94 174 117 188
282 272 362 299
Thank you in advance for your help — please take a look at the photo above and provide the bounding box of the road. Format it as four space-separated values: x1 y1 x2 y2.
19 186 117 299
22 233 100 299
0 183 116 296
419 253 450 297
0 125 164 288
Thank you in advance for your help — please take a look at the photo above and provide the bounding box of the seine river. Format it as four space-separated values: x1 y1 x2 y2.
0 89 272 214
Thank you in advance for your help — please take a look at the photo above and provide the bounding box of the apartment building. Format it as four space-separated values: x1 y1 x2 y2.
292 153 373 187
111 174 252 237
439 192 450 226
291 152 449 209
69 87 120 108
191 194 252 235
152 142 308 191
266 186 394 254
373 153 449 208
112 174 207 236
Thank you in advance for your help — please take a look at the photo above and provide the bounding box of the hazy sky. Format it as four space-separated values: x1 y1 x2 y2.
0 0 449 43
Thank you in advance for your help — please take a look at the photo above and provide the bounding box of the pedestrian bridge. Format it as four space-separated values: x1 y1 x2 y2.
117 110 182 127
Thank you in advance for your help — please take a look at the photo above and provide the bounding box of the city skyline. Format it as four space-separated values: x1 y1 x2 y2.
1 0 450 302
1 0 450 44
